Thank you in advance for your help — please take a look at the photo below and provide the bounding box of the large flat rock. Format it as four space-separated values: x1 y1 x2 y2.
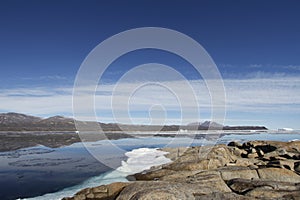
257 167 300 183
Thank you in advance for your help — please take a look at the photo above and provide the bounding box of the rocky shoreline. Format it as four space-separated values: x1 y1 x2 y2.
63 140 300 200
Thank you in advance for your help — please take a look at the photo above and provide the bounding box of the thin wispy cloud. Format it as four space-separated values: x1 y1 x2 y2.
220 64 300 80
0 75 299 128
21 75 69 81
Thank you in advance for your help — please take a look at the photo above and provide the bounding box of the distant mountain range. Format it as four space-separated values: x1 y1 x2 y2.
187 121 224 129
0 113 75 131
0 112 268 131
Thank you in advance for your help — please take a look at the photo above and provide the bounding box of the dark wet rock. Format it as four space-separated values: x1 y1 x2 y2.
266 159 296 170
295 161 300 173
229 147 248 157
293 154 300 160
227 141 243 148
255 144 277 154
256 148 264 157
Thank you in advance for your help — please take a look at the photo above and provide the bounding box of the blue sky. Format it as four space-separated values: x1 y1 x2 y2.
0 0 299 129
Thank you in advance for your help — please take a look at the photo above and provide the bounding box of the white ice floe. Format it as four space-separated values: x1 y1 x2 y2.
278 128 294 132
117 148 171 173
20 148 171 200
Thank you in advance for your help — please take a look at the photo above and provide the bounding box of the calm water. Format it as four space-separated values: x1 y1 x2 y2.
0 132 299 200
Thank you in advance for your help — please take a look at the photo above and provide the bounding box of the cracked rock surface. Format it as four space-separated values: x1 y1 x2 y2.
63 140 300 200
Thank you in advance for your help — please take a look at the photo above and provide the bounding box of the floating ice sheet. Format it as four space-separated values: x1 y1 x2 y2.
21 148 171 200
